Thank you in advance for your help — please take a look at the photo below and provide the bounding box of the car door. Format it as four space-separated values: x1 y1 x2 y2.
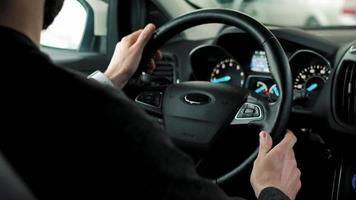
40 0 119 75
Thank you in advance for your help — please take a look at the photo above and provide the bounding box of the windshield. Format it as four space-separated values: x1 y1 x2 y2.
186 0 356 27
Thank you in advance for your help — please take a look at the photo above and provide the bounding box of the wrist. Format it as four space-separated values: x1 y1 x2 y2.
104 70 130 89
88 70 115 87
251 180 276 199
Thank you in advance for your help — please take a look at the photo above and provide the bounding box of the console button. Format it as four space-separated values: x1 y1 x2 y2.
136 92 162 107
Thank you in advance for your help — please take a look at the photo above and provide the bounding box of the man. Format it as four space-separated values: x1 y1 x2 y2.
0 0 301 200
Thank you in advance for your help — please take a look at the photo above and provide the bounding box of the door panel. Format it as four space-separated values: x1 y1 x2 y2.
41 0 119 75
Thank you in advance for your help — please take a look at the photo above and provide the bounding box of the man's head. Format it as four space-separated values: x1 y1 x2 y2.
43 0 65 29
0 0 64 29
0 0 65 45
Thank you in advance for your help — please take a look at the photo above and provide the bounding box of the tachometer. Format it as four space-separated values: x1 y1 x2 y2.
294 64 331 97
210 59 245 87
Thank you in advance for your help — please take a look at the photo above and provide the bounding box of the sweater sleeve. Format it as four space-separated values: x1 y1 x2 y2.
258 187 290 200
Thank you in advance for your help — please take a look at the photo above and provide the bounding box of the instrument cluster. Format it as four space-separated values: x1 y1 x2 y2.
190 45 331 107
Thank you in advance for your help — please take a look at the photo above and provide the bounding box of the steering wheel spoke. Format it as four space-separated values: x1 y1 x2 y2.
230 93 279 134
135 91 164 115
230 94 265 126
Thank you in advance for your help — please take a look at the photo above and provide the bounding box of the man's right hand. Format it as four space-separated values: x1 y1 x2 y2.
104 24 156 89
250 130 301 200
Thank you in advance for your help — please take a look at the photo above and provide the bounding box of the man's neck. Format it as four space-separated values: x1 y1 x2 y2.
0 0 45 46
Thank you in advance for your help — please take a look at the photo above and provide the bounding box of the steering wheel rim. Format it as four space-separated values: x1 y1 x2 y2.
140 9 293 183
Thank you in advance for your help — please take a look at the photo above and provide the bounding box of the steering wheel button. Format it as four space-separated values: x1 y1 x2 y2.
237 111 244 118
254 106 261 117
143 95 154 103
254 106 260 111
244 108 255 114
246 104 255 109
136 92 162 108
253 112 260 118
243 113 254 118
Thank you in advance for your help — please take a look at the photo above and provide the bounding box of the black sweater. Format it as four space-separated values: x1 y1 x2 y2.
0 26 289 200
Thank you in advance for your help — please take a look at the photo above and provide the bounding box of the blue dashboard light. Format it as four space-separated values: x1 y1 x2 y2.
306 83 318 92
211 76 231 84
352 174 356 189
255 86 266 94
272 86 280 97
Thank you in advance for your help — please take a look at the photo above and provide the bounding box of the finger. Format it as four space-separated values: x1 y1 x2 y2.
121 29 143 46
136 24 156 47
285 148 296 160
280 158 294 179
257 131 273 158
289 167 301 189
294 168 301 181
287 167 302 199
148 59 156 74
273 130 297 152
294 180 302 198
155 50 162 61
295 176 302 192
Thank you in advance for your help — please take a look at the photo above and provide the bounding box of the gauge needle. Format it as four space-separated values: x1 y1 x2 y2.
211 75 232 83
272 87 280 97
255 85 267 93
306 83 318 92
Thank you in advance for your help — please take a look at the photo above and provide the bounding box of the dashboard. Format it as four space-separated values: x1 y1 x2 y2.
184 30 356 200
135 23 356 200
190 32 332 109
134 16 356 199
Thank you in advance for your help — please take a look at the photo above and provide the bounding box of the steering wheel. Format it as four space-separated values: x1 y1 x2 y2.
138 9 293 183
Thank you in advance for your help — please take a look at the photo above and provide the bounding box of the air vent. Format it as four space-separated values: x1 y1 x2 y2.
151 53 177 85
335 60 356 125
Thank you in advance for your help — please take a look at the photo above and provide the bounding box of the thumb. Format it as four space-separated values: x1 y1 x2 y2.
257 131 272 157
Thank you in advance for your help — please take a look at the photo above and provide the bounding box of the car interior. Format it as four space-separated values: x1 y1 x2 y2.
1 0 356 200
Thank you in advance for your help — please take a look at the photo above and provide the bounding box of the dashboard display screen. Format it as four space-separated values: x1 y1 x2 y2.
250 51 270 73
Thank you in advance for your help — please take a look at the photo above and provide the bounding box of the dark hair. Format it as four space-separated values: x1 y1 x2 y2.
43 0 65 29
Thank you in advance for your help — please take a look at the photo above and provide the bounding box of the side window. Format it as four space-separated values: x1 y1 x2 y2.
41 0 109 52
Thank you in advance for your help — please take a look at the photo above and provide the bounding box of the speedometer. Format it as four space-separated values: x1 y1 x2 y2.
210 59 245 88
294 64 331 96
